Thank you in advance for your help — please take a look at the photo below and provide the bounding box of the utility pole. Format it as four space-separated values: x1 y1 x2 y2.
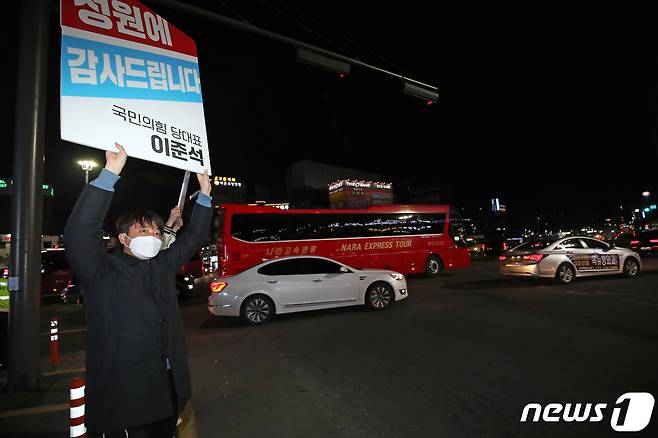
7 0 50 391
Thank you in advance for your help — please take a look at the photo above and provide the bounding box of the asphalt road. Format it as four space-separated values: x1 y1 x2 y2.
183 258 658 438
33 257 658 438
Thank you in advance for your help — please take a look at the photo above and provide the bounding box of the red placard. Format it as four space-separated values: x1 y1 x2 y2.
61 0 197 57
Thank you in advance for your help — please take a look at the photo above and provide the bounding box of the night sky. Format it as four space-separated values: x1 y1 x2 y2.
2 1 657 232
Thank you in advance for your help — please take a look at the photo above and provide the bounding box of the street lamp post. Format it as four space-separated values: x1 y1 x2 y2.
77 160 97 184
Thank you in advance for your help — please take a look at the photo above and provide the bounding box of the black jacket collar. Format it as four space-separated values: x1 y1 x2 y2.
112 248 169 265
112 248 145 265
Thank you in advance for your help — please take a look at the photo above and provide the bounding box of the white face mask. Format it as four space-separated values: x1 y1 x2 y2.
126 235 162 260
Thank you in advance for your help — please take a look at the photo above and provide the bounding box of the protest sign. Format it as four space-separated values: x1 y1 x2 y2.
60 0 211 174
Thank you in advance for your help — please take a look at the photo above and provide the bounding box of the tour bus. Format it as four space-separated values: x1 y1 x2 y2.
211 204 470 277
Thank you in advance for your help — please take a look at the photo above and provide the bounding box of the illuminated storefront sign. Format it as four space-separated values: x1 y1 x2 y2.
329 180 392 193
212 176 242 187
328 179 393 209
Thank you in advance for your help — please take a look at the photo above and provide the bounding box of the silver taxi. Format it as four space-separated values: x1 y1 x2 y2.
499 236 641 284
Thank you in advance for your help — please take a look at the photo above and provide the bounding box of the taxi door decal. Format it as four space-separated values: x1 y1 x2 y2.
568 254 619 271
591 253 620 270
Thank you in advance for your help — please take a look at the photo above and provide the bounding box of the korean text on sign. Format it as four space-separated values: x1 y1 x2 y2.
74 0 172 45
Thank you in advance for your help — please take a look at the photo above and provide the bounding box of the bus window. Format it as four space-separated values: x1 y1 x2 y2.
232 213 447 242
231 214 289 242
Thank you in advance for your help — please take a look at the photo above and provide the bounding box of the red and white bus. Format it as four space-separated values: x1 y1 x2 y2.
210 204 470 277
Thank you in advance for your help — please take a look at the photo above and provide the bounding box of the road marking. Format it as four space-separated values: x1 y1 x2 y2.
0 402 69 418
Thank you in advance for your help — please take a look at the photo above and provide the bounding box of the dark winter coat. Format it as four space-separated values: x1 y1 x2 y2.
64 184 211 433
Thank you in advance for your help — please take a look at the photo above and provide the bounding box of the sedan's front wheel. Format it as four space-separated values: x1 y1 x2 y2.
555 263 576 284
365 282 394 311
623 257 639 278
241 295 275 325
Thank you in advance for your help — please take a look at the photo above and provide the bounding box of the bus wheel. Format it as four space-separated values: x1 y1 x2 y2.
425 255 443 277
365 282 394 311
241 295 275 325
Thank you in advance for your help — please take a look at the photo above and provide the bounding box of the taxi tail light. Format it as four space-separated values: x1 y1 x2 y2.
210 281 228 293
498 256 507 261
630 240 639 245
650 239 658 243
523 254 547 263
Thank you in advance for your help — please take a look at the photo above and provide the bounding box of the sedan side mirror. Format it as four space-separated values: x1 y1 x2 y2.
340 266 350 273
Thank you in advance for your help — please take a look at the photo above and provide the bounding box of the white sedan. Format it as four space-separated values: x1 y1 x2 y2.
208 256 408 325
499 236 641 284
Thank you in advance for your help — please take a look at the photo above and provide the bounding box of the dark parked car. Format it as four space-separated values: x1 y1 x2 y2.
41 249 74 300
630 230 658 256
465 237 489 256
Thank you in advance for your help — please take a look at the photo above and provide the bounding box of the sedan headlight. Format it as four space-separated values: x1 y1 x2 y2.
388 273 404 281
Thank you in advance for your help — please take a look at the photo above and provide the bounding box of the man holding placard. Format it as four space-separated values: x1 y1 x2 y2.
64 143 211 437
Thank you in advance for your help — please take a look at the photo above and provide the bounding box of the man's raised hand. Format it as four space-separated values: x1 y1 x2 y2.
197 169 211 196
105 143 128 175
167 206 184 232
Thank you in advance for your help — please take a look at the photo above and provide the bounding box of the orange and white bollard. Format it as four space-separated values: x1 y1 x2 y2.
70 377 87 438
50 317 59 365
